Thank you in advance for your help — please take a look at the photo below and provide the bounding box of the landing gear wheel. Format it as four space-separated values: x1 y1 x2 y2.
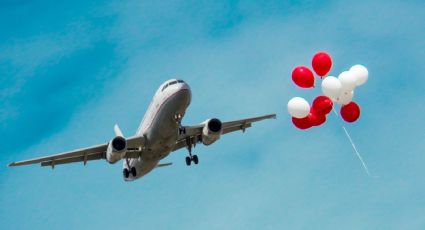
130 167 137 177
185 156 191 166
193 155 199 164
123 168 130 178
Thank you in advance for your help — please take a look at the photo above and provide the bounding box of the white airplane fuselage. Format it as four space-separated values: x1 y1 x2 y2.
8 78 276 180
124 79 191 181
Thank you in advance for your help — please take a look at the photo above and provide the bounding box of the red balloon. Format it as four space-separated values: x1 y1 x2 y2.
308 111 327 126
340 102 361 123
312 95 333 115
292 116 312 130
312 52 332 77
291 66 315 88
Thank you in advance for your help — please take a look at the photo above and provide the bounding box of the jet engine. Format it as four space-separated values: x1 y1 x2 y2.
106 136 127 164
201 118 222 145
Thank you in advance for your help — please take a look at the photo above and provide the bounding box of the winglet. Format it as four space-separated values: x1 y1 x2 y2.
114 124 124 137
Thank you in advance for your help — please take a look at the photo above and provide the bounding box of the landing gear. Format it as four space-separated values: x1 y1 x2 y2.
175 113 186 135
185 155 199 166
184 136 199 166
174 113 183 121
179 126 186 135
123 167 137 178
130 167 137 177
123 168 130 178
192 155 199 164
123 157 137 178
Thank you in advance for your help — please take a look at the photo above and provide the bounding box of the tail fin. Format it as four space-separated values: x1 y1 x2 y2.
114 124 124 137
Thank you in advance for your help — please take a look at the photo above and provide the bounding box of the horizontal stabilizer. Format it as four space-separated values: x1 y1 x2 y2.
156 162 172 168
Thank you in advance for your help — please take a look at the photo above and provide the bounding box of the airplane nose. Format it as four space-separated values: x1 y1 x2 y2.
179 83 191 105
180 82 190 90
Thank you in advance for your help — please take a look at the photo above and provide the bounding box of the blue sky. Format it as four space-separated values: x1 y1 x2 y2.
1 0 425 229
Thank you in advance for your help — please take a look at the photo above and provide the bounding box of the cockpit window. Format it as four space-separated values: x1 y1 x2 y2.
177 80 184 83
162 83 169 91
162 80 180 91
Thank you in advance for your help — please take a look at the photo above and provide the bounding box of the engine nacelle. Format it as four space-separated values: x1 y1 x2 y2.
201 118 222 145
106 136 127 164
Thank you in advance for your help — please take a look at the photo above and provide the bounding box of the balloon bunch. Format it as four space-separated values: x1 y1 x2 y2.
287 52 369 129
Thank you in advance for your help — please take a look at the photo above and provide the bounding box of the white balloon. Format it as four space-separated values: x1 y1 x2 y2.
321 76 342 100
336 90 354 105
350 64 369 86
338 71 357 91
287 97 310 118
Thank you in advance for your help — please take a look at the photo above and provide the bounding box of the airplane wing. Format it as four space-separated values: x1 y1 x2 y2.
8 135 145 168
173 114 276 151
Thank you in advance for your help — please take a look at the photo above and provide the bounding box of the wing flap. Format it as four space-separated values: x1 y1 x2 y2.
8 143 108 167
40 153 103 167
222 123 252 135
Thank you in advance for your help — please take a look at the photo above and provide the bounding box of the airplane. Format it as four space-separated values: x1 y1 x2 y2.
8 79 276 181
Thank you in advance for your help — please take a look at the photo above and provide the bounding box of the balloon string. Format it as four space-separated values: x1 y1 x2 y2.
332 108 375 177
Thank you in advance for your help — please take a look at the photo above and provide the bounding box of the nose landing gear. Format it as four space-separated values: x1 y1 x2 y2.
175 113 186 135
